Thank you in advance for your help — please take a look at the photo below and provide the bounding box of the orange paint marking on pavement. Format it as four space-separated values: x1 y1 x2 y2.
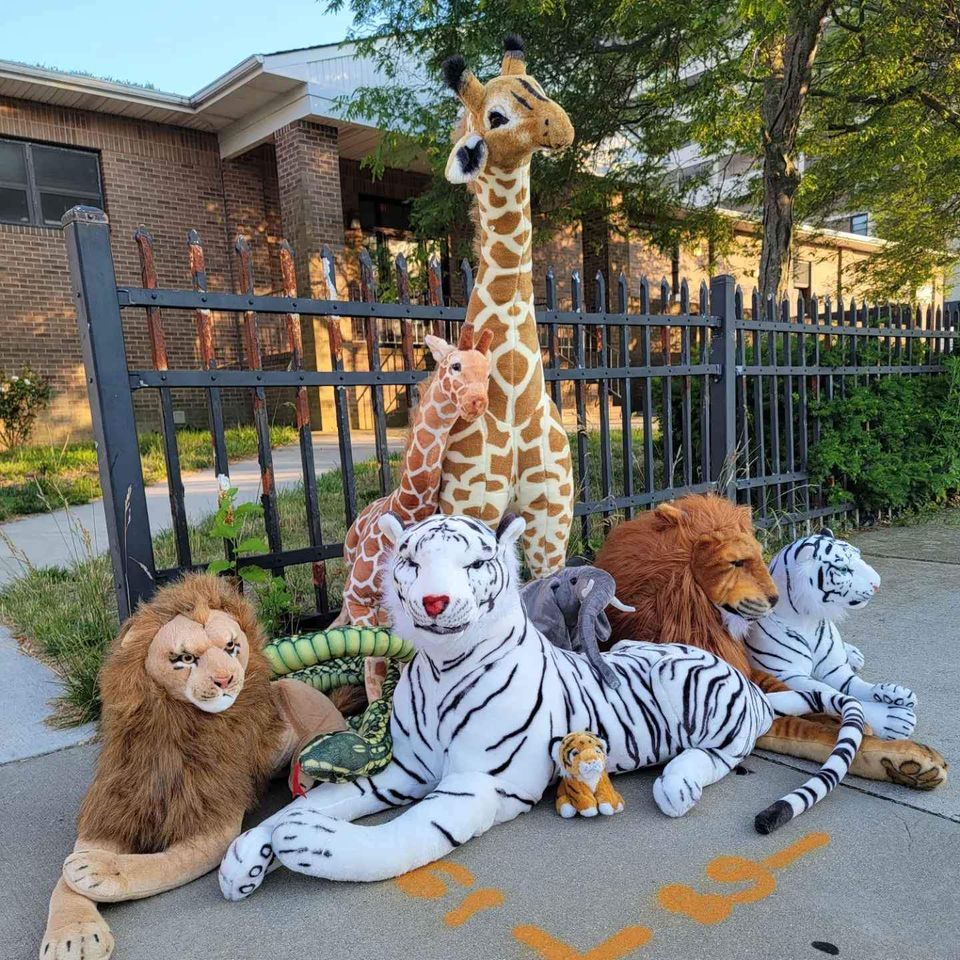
394 861 475 899
762 831 830 870
445 888 506 927
707 857 777 903
656 832 831 925
513 923 653 960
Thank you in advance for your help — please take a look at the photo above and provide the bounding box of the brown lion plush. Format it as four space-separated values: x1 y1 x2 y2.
41 574 347 960
595 493 947 790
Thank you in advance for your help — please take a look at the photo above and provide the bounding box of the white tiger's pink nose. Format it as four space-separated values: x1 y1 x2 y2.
423 595 450 617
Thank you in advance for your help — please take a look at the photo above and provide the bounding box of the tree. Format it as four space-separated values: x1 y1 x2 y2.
328 0 960 301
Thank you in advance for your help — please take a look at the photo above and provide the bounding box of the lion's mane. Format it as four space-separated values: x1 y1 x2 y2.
76 574 283 853
594 493 754 675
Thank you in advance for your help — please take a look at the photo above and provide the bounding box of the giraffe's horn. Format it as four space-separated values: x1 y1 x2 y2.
460 326 474 350
476 329 494 355
501 34 526 76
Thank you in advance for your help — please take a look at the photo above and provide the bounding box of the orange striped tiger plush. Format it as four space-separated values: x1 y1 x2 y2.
554 732 625 818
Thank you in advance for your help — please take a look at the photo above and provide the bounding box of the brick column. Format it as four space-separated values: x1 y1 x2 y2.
274 120 346 430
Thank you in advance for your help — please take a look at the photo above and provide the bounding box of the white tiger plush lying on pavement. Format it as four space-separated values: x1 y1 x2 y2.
219 515 864 895
744 530 916 741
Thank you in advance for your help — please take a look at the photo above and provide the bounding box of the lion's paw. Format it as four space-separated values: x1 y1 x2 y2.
870 682 916 709
218 826 275 902
62 851 127 903
653 774 702 818
40 919 113 960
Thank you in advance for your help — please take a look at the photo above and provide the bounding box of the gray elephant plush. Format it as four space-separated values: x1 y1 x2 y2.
520 566 634 688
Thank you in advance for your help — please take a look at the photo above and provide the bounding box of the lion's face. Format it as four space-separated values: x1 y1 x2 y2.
144 609 250 713
692 529 779 623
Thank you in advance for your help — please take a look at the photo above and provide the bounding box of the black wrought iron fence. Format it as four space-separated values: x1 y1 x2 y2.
62 206 959 627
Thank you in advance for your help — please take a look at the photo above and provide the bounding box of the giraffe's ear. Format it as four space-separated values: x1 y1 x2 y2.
424 334 454 363
445 132 487 184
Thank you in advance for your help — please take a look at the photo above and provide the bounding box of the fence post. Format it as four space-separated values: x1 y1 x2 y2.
709 274 737 499
63 206 156 621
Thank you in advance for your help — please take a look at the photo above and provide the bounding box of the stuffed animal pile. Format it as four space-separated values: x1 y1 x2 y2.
39 31 947 960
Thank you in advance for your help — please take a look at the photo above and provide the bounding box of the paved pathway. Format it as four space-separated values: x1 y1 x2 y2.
1 514 958 960
0 434 397 586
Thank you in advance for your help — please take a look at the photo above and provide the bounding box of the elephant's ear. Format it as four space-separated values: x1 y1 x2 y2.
445 132 488 184
575 578 595 601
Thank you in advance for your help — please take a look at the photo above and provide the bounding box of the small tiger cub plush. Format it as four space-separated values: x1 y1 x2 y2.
554 731 624 818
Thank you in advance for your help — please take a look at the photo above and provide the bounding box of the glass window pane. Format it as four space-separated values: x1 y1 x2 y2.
32 145 100 195
0 141 27 185
0 187 30 222
40 192 91 225
850 213 869 235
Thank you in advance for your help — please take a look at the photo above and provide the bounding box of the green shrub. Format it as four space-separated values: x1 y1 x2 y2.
0 369 52 449
809 357 960 512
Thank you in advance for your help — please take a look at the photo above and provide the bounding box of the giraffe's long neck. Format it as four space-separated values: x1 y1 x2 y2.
467 163 543 424
469 162 533 318
390 375 461 522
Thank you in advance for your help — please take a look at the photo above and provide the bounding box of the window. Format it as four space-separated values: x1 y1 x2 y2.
677 160 712 188
793 259 812 292
849 213 869 235
0 139 103 227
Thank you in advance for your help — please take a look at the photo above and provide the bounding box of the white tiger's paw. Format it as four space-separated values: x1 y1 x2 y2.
653 774 702 818
218 826 275 901
272 813 342 877
559 802 577 819
598 802 615 816
41 919 114 960
862 700 917 741
871 682 916 709
844 642 865 673
578 806 598 818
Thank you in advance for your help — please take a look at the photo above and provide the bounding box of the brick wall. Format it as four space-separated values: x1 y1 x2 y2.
0 97 327 438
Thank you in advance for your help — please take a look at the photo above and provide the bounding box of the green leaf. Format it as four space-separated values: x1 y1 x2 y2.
234 503 263 519
210 521 240 539
206 558 233 575
238 564 271 584
236 537 268 554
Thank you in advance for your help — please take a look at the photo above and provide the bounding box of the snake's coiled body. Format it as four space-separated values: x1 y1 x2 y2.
264 627 413 783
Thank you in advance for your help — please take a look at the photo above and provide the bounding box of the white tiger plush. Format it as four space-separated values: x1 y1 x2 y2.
744 530 917 741
219 515 864 896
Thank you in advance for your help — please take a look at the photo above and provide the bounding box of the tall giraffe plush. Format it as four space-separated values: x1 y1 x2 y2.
439 35 576 578
335 331 492 628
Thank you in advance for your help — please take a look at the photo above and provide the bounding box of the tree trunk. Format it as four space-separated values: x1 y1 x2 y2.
758 3 831 303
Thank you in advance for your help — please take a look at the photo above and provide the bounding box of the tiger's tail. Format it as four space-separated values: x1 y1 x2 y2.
754 689 864 834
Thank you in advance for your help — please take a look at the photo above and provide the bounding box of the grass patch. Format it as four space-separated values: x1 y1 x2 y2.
0 454 399 725
0 425 298 522
0 421 876 727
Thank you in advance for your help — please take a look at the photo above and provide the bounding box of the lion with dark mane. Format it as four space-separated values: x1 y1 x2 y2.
40 574 344 960
595 493 946 790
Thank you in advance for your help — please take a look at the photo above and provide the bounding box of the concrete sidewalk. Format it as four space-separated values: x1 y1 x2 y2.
1 515 958 960
0 434 396 586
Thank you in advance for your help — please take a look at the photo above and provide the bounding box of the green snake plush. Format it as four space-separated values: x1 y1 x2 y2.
263 627 414 785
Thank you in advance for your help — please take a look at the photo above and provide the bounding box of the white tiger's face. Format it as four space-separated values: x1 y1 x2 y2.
770 531 880 619
380 514 525 656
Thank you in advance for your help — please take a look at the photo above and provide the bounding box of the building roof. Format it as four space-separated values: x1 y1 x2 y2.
0 42 396 162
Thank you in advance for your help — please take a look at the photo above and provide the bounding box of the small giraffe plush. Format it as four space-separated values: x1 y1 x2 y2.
334 331 492 632
554 731 624 818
